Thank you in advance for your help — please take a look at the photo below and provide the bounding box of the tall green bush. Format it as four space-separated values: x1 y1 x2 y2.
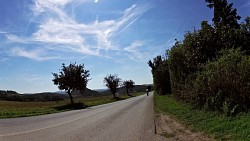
167 1 250 115
150 0 250 115
193 49 250 115
148 56 171 95
168 42 189 98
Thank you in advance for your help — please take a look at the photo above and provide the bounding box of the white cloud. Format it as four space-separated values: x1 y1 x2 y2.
0 31 9 34
6 0 151 61
124 41 144 62
124 40 143 52
6 34 29 44
33 0 73 15
33 19 85 44
11 47 59 61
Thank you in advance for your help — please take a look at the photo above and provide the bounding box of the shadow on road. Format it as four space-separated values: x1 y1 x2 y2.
54 102 88 110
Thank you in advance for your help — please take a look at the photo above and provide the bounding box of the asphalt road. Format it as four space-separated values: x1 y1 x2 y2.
0 92 167 141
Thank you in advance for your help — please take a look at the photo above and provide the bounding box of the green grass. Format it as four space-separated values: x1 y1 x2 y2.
154 94 250 141
0 100 61 118
0 92 144 118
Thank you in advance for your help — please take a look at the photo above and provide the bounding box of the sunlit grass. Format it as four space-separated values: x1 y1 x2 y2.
154 94 250 141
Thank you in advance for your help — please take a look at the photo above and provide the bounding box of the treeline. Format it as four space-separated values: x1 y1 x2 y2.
52 63 140 104
100 85 153 95
149 0 250 116
0 90 65 102
0 85 152 102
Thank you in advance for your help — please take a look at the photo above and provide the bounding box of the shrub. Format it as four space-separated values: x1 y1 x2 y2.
193 49 250 115
148 56 171 95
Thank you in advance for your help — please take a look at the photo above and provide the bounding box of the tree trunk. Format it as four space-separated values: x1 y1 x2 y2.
126 88 129 96
68 90 74 104
112 90 117 98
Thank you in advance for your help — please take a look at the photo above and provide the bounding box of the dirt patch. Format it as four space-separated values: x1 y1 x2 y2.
154 113 214 141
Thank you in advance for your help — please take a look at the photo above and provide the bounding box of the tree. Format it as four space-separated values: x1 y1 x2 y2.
122 80 135 96
193 49 250 115
167 1 250 114
52 63 90 104
168 43 188 96
205 0 241 29
148 55 162 71
240 17 250 54
104 74 121 98
241 16 250 32
148 56 172 95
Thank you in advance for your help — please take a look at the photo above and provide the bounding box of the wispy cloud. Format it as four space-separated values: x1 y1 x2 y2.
124 40 144 62
6 0 151 61
33 0 74 15
165 38 176 49
244 0 250 7
0 31 9 34
0 58 8 62
11 47 60 61
239 0 250 8
6 34 29 44
17 73 44 82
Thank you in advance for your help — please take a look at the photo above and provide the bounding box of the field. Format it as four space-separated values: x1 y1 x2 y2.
0 92 144 118
154 94 250 141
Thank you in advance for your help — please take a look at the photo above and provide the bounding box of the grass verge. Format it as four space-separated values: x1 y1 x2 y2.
154 94 250 141
0 92 144 118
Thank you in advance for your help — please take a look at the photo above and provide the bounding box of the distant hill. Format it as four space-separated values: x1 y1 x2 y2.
0 88 101 102
94 89 108 92
0 90 65 102
71 88 103 98
0 85 152 102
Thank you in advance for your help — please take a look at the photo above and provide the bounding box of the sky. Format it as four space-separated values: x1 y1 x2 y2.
0 0 249 93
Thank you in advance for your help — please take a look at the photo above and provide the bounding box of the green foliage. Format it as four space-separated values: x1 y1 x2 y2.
148 55 163 71
204 0 249 52
193 49 250 115
52 63 90 104
205 0 241 29
163 0 250 115
168 43 187 96
168 21 219 99
103 74 121 98
148 56 171 95
240 16 250 54
184 21 218 66
122 79 135 96
241 16 250 32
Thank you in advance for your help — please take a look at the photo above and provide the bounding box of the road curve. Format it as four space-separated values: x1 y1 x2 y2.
0 92 168 141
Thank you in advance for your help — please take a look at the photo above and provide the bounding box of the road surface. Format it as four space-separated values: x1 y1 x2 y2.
0 92 167 141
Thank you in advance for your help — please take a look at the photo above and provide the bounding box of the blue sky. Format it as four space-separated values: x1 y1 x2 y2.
0 0 249 93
